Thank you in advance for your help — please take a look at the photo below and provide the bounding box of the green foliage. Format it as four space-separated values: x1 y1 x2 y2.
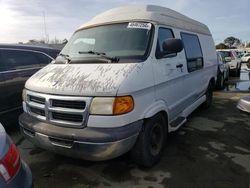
224 36 241 48
216 43 229 49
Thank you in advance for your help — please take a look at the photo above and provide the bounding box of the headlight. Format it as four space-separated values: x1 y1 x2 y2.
90 96 134 115
22 89 27 101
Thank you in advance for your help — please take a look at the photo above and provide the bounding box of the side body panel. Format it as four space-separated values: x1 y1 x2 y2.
0 50 7 113
181 32 217 109
152 26 186 122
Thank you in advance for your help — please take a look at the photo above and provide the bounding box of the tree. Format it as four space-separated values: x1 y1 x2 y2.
216 43 229 49
224 36 241 48
246 43 250 48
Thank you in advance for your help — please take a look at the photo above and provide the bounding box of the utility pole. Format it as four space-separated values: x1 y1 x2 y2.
43 11 49 43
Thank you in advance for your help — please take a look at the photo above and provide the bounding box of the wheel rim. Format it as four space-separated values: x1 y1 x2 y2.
149 123 164 156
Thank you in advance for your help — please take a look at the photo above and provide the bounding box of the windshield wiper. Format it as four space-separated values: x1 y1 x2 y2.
78 50 119 63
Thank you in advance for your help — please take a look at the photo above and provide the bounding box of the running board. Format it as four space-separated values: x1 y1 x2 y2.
170 116 186 131
169 95 206 132
181 95 206 117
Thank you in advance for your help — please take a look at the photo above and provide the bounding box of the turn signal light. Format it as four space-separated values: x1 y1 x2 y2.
113 96 134 115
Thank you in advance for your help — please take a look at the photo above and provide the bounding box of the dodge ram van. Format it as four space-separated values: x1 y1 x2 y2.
19 5 217 167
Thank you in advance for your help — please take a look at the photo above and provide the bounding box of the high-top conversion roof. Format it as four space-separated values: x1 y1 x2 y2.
78 5 211 35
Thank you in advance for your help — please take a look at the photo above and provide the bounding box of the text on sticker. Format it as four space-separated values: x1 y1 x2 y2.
127 22 152 30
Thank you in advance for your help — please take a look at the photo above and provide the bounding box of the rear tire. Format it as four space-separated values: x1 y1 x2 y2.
202 81 213 109
247 60 250 69
237 64 241 77
216 72 224 90
225 69 229 81
130 113 167 167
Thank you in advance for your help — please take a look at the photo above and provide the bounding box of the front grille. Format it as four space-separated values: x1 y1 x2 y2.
52 112 83 123
30 107 45 116
29 95 45 104
25 91 91 128
52 99 85 109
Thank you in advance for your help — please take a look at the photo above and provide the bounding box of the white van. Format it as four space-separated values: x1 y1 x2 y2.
19 5 217 167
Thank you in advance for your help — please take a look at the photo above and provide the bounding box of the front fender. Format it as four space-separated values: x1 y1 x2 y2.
140 100 169 120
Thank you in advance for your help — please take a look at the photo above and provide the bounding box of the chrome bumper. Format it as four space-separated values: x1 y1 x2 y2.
19 113 142 161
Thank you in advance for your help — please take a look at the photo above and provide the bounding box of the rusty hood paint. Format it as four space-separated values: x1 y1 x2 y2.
25 63 139 96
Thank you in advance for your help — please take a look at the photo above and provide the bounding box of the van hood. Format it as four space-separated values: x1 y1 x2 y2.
25 63 139 96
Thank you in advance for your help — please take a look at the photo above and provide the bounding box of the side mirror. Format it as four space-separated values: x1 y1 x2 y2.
225 57 232 62
162 38 183 54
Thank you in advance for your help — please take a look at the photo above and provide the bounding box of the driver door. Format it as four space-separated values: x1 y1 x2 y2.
153 27 186 121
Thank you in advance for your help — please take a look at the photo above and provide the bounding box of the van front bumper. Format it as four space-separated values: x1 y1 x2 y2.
19 113 142 161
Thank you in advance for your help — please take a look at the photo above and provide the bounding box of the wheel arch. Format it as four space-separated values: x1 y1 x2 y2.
209 76 216 88
140 100 169 131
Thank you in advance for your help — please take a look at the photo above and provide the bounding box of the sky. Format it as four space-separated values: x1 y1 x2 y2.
0 0 249 44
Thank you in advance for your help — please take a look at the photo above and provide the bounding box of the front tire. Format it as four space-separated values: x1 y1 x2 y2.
130 113 167 167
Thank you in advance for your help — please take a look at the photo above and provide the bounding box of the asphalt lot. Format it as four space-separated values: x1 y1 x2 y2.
1 67 250 188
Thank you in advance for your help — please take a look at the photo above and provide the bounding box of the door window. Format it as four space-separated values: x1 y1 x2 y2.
181 33 203 72
155 28 176 59
0 51 5 71
2 49 40 70
35 53 53 65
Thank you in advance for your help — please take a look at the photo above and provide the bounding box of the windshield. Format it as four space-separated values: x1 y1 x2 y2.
60 22 153 63
219 51 231 58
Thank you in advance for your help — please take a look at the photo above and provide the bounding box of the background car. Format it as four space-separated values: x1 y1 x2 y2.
216 51 230 89
217 49 241 77
0 122 32 188
237 96 250 113
0 44 60 116
241 53 250 64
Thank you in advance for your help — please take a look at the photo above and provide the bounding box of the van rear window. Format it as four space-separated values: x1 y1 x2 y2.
181 33 203 72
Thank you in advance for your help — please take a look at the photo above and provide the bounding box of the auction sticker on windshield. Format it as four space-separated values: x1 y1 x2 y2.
127 22 151 30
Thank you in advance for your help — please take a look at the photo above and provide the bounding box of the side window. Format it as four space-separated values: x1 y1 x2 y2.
217 54 221 63
0 51 5 71
49 51 60 59
231 51 237 59
156 28 175 59
35 53 53 65
2 49 40 70
181 33 203 72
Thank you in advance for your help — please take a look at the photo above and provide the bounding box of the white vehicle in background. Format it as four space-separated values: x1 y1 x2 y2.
216 52 230 89
241 53 250 64
19 5 217 167
217 49 241 77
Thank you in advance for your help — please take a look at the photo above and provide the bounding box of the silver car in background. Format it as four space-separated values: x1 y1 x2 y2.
237 96 250 113
0 123 32 188
217 49 241 77
216 51 230 89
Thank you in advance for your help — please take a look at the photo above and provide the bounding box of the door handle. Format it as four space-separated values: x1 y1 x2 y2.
176 64 183 68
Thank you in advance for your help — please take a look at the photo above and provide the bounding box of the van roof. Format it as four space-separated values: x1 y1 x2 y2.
78 5 211 36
